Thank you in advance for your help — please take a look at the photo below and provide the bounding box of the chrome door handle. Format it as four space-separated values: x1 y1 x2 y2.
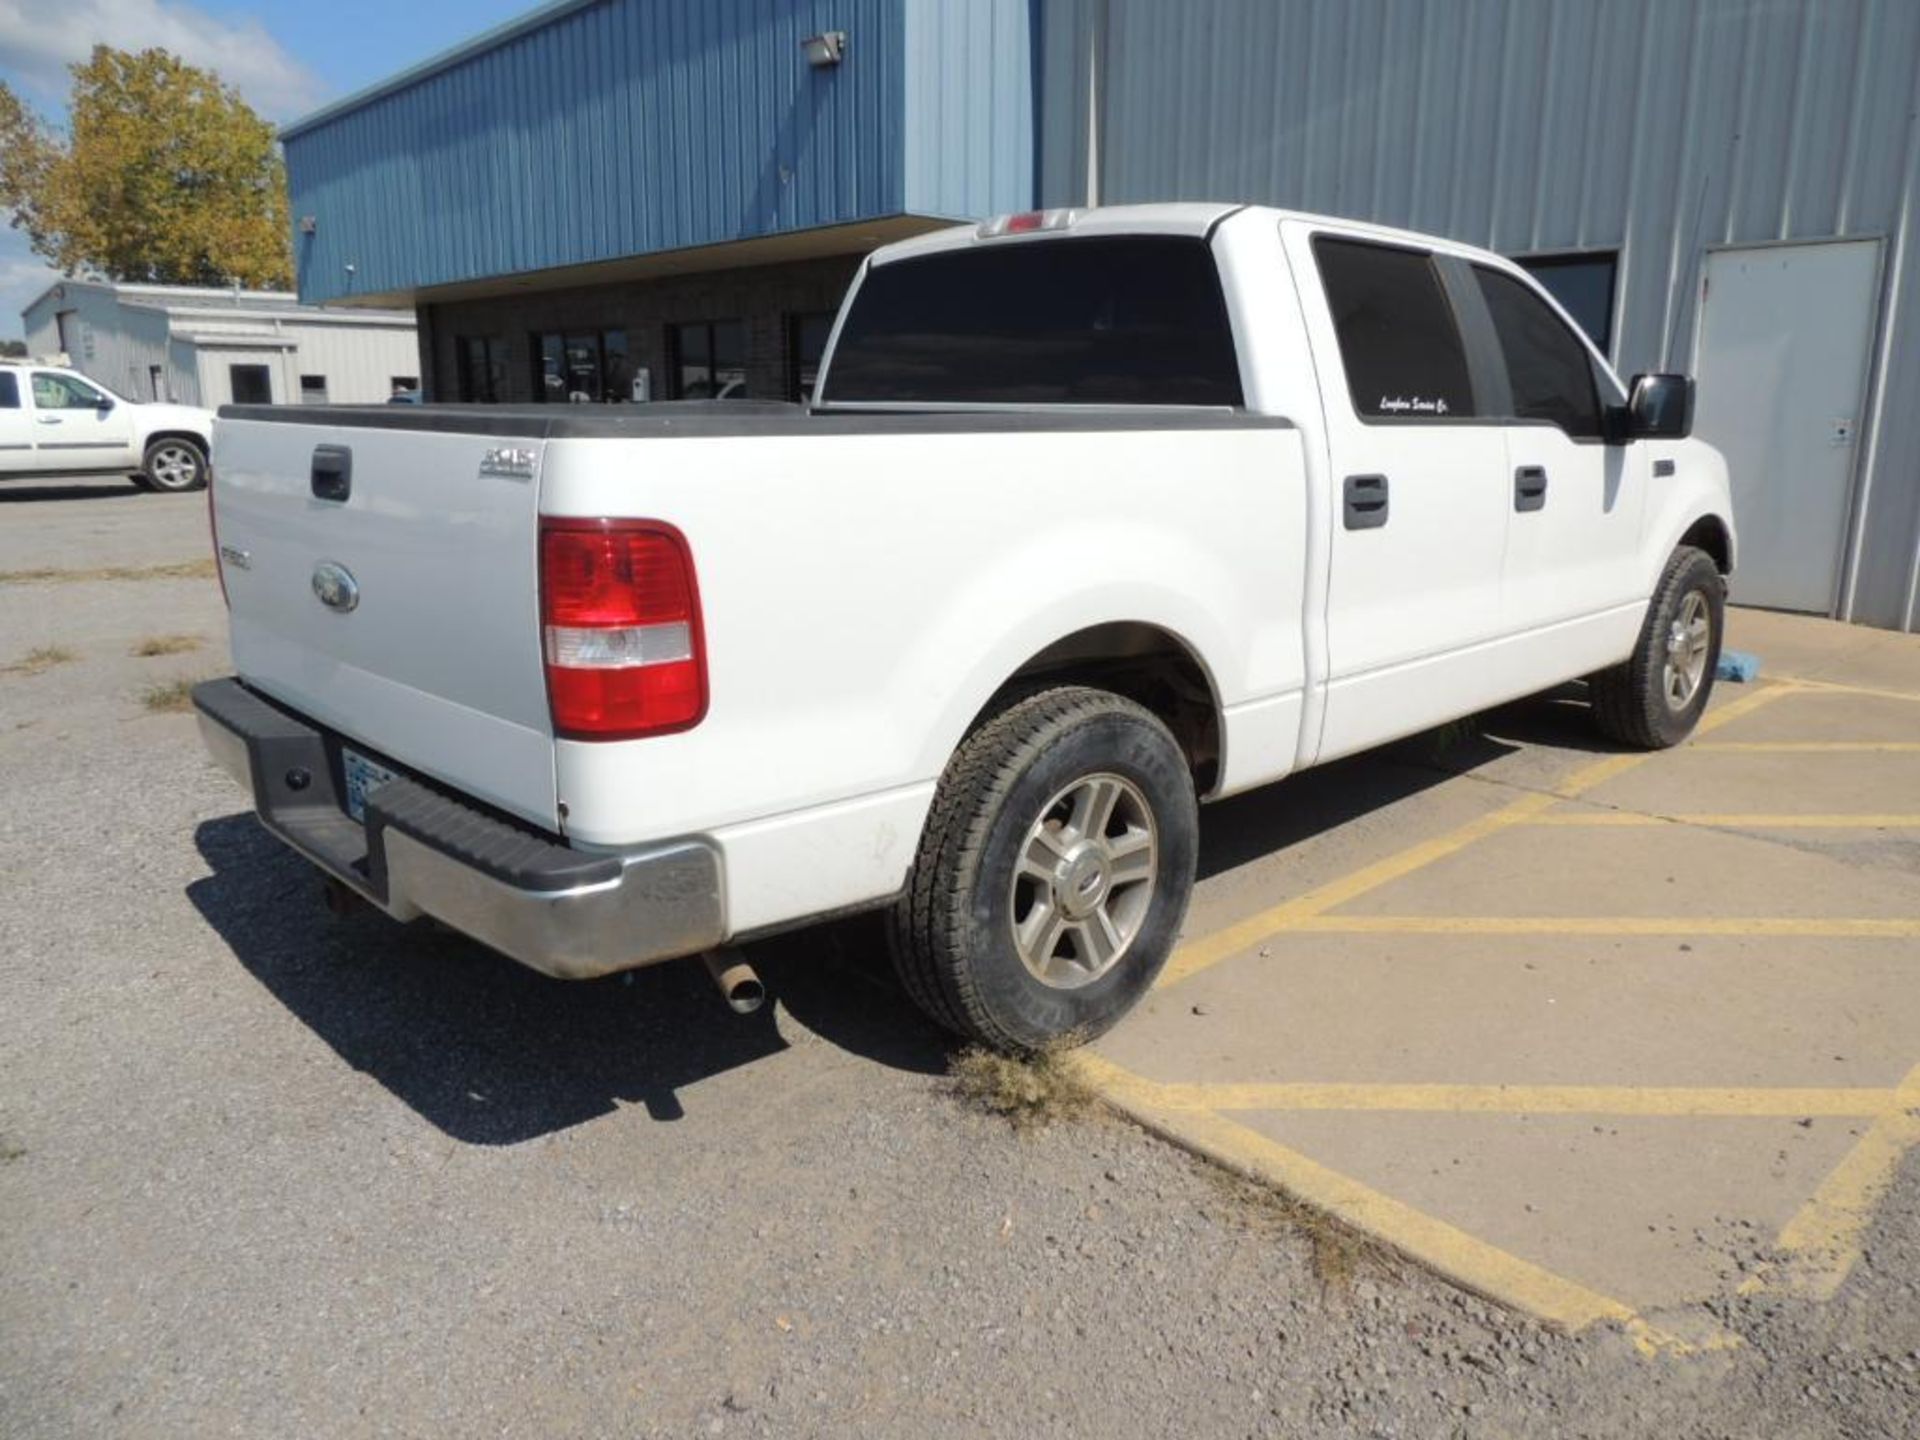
36 416 62 425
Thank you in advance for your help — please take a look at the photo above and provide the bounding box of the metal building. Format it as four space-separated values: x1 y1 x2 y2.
19 279 420 408
282 0 1920 631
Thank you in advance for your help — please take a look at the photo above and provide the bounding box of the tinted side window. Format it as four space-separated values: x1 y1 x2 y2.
1472 265 1603 438
1313 238 1475 420
823 236 1242 407
0 372 16 408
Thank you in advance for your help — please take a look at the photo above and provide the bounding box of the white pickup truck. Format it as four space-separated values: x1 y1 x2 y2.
194 204 1734 1050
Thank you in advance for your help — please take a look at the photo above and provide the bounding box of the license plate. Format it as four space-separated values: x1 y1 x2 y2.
342 748 398 823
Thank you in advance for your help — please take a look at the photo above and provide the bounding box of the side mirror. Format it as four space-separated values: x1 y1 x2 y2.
95 396 114 413
1627 373 1693 440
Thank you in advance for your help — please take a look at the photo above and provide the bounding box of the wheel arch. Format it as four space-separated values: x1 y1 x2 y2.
141 429 211 463
1678 513 1734 575
963 620 1227 797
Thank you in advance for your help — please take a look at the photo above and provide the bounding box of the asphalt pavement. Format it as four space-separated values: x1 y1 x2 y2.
3 475 1917 1438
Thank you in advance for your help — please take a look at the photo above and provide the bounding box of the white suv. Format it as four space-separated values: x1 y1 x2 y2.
0 362 215 491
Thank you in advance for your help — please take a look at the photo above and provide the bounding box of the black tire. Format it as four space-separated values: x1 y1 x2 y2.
140 436 208 492
1590 545 1725 749
889 685 1199 1052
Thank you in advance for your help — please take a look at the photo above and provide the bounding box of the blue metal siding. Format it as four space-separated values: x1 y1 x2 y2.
1049 0 1920 630
901 0 1037 219
286 0 908 304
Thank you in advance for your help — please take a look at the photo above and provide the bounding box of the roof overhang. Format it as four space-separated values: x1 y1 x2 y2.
322 216 955 311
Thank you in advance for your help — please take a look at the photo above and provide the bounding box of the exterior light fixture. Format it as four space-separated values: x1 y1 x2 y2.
801 31 846 67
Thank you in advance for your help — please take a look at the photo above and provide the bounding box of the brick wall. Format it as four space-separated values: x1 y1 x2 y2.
415 254 863 404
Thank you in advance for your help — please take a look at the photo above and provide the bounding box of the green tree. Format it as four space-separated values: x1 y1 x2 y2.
0 47 291 288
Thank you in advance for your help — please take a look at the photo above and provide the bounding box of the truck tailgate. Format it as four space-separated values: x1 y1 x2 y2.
212 416 557 828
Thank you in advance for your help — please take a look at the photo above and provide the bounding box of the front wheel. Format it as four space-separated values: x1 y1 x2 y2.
889 686 1199 1052
140 437 208 493
1590 545 1725 749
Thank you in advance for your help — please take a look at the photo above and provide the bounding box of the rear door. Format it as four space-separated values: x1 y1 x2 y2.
28 370 136 469
212 417 559 827
1288 230 1512 761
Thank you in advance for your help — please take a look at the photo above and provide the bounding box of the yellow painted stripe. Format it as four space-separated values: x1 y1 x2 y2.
1768 675 1920 705
1521 812 1920 828
1755 1062 1920 1302
1694 741 1920 753
1111 1078 1898 1118
1080 1053 1729 1355
1291 915 1920 938
1156 683 1799 992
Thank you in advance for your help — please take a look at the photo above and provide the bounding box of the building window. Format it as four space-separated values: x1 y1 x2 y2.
457 337 509 402
668 320 747 400
390 375 419 397
229 365 272 405
788 312 835 403
532 330 630 402
1311 238 1475 421
300 374 329 404
1514 252 1617 356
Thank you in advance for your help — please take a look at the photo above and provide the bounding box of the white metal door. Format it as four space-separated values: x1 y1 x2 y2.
1692 240 1880 613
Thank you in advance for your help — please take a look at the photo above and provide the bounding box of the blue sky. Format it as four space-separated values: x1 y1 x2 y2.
0 0 539 337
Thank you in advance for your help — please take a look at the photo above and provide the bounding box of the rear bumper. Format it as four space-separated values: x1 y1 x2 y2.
192 678 726 980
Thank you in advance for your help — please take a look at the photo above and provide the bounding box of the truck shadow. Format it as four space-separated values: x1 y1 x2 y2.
187 815 951 1146
185 694 1602 1146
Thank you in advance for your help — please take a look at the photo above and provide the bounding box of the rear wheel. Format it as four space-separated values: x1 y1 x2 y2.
889 686 1198 1052
1590 545 1725 748
141 437 207 493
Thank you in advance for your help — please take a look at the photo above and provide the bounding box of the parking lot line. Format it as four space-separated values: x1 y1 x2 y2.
1288 916 1920 938
1749 1062 1920 1301
1519 812 1920 828
1089 1079 1898 1118
1080 1053 1728 1356
1772 675 1920 704
1156 683 1798 992
1693 740 1920 753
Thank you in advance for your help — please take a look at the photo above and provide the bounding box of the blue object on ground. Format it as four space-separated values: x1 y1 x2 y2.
1716 649 1761 683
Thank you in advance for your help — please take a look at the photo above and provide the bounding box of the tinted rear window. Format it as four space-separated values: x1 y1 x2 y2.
821 236 1243 407
1312 237 1475 420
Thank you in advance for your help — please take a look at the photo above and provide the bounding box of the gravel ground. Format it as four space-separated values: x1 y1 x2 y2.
3 478 1916 1438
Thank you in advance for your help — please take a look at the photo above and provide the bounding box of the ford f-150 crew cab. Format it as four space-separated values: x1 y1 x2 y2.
193 204 1735 1050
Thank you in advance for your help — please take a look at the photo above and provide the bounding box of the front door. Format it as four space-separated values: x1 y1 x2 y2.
1691 240 1880 613
28 370 136 471
1466 261 1648 638
1291 230 1512 762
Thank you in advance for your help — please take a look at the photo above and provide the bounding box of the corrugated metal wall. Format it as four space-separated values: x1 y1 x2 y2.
902 0 1036 219
1047 0 1920 630
286 0 911 306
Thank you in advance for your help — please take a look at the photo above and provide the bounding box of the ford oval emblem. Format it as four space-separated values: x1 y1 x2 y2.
312 561 360 613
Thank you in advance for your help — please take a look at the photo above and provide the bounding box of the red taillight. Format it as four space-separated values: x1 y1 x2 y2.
538 517 706 739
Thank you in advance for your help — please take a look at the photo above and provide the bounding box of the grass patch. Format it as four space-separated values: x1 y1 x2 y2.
140 677 202 714
950 1041 1098 1131
131 633 203 658
4 644 77 675
0 558 216 586
1200 1164 1398 1293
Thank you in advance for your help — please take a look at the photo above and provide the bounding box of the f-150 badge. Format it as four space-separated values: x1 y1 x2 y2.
481 446 537 479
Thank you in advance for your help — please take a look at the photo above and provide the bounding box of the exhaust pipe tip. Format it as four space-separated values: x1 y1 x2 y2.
320 875 364 917
701 948 766 1015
